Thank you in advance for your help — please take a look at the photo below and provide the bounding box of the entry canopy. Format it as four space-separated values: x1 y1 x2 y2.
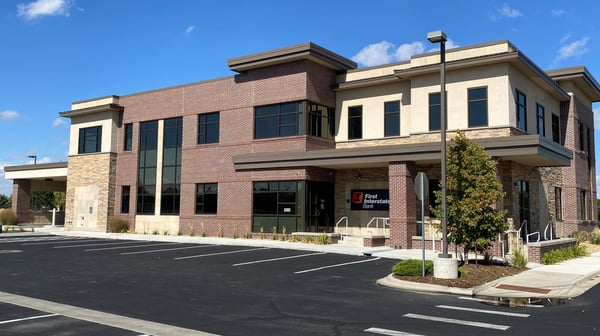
4 162 68 182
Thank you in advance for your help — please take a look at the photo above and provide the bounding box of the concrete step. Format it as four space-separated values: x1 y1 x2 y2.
337 235 364 247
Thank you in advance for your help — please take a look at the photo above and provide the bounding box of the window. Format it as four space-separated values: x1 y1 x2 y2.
384 101 400 137
307 102 334 139
161 117 182 215
78 126 102 154
137 120 158 214
124 123 133 151
468 87 487 127
578 122 586 151
516 90 527 131
552 114 560 143
348 106 362 139
536 104 545 136
198 112 219 144
195 183 218 214
579 190 587 220
429 93 441 131
255 101 304 139
121 186 130 213
253 181 301 233
554 187 562 221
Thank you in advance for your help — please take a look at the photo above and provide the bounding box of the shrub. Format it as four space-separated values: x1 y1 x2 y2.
509 249 528 268
107 216 129 233
316 233 331 245
541 244 588 264
0 209 18 226
392 259 434 276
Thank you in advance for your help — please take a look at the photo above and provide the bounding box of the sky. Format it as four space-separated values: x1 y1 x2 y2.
1 0 599 197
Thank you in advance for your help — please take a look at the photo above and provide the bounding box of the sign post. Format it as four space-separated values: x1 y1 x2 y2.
415 172 429 277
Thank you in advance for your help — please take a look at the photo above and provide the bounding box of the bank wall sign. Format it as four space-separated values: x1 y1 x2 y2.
350 189 389 211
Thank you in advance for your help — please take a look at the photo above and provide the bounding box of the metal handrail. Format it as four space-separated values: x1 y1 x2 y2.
335 217 349 235
527 232 540 244
544 220 554 241
366 217 390 235
517 219 528 245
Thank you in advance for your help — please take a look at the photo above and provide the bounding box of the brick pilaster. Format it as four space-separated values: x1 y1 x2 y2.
388 161 417 249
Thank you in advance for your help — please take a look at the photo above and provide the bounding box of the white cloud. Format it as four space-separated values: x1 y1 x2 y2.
0 110 19 121
17 0 73 20
554 37 590 64
552 9 566 17
352 39 459 67
395 42 425 61
351 41 395 67
52 118 66 127
490 3 522 21
185 25 195 35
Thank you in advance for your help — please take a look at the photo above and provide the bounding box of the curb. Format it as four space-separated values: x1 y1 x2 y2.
377 273 474 296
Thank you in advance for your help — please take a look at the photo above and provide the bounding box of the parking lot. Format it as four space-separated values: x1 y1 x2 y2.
0 234 398 335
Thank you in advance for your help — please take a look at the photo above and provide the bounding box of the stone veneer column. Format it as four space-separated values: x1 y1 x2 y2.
65 153 117 231
12 179 31 223
388 161 417 249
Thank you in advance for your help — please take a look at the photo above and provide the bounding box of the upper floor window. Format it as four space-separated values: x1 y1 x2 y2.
348 106 362 139
429 93 441 131
161 117 183 215
124 123 133 151
384 101 400 137
307 102 334 139
78 126 102 154
468 87 487 127
516 90 527 131
255 101 304 139
552 114 560 143
198 112 220 144
536 104 545 136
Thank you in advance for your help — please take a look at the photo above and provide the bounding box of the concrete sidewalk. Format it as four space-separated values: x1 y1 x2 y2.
23 226 600 299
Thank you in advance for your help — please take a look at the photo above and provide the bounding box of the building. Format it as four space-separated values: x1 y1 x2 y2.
5 39 600 249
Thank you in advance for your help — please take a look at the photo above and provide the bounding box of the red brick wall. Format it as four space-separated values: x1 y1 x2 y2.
388 161 417 249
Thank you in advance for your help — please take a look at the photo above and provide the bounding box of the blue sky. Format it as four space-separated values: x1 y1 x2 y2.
1 0 599 196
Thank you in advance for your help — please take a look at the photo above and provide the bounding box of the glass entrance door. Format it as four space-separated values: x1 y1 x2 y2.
306 182 334 233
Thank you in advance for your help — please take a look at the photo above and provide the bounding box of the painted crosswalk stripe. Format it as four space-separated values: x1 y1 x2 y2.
403 313 510 331
436 305 530 317
174 247 270 260
294 257 381 274
233 252 326 266
364 327 426 335
0 313 59 325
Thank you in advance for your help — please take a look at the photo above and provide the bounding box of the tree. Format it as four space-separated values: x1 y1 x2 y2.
431 131 508 263
0 194 11 209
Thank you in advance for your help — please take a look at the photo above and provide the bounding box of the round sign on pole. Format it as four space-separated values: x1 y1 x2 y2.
415 172 429 201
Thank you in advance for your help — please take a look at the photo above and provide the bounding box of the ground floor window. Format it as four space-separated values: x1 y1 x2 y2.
121 186 130 213
554 187 562 221
196 183 218 214
253 181 301 233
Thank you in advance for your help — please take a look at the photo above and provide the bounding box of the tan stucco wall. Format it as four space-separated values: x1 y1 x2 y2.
67 110 120 155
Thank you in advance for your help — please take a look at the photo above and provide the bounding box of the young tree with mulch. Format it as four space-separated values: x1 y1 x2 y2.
431 131 508 263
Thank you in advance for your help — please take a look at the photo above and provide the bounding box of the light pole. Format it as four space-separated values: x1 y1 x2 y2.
28 155 37 164
427 30 450 258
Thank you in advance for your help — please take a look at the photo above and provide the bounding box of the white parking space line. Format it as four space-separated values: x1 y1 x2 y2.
54 241 138 249
403 313 510 331
174 247 270 260
458 296 544 308
23 239 103 246
294 257 381 274
0 313 59 325
364 327 426 336
233 252 326 266
436 305 530 317
86 242 180 252
121 245 216 255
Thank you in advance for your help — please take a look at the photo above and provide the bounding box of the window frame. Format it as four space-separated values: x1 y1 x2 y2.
254 101 304 139
516 90 527 131
428 92 441 131
121 185 130 214
347 105 363 140
384 100 401 137
468 87 488 128
536 103 545 136
554 187 562 221
124 123 133 151
78 126 102 154
551 114 560 143
198 112 220 144
195 183 218 214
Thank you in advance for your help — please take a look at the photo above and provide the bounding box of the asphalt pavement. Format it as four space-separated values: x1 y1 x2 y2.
19 225 600 300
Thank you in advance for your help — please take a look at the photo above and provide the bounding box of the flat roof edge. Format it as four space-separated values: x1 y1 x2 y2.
4 161 68 172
